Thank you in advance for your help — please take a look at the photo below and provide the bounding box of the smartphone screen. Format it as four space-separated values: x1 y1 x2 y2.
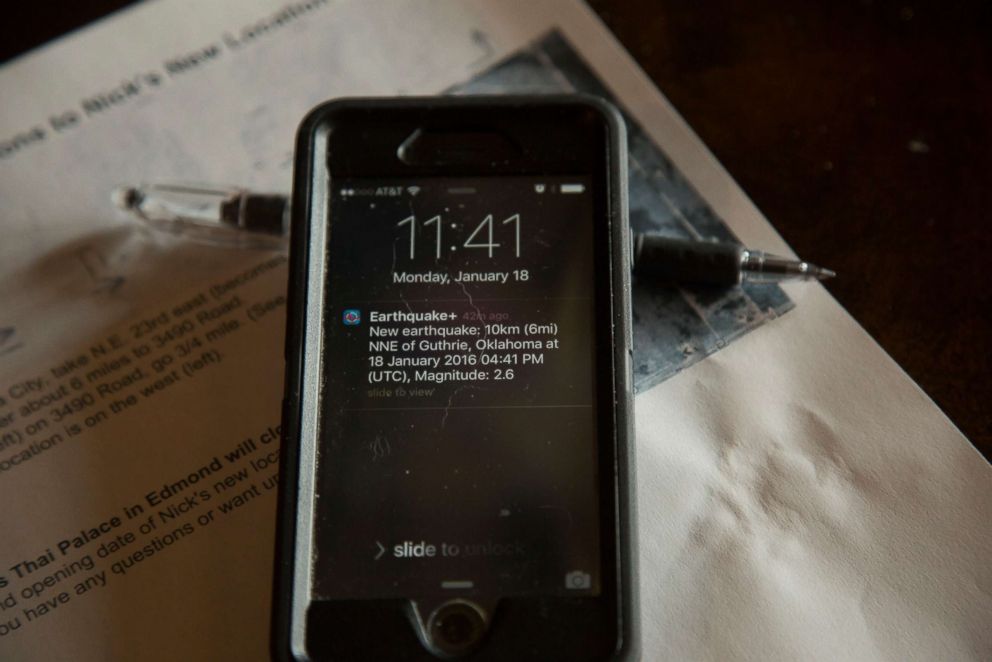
313 175 601 600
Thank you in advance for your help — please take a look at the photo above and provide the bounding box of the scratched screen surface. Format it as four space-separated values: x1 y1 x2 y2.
450 31 793 392
312 176 603 599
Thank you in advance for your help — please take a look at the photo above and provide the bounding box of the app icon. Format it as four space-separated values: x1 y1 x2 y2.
342 309 361 326
564 570 591 590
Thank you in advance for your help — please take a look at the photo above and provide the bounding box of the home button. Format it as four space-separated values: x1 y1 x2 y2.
427 599 488 657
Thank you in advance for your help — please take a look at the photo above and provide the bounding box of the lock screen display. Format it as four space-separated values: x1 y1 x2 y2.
313 176 601 599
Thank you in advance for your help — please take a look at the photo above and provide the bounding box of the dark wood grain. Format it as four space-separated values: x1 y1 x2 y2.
3 1 989 459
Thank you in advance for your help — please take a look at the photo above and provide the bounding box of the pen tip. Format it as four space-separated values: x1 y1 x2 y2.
111 186 140 211
816 267 837 280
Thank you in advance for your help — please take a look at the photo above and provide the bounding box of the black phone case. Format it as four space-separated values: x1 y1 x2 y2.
271 95 638 661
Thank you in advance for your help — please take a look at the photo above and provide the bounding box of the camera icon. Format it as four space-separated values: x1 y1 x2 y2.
564 570 591 590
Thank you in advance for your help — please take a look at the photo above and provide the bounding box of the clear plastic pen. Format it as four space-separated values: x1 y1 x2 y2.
115 182 836 284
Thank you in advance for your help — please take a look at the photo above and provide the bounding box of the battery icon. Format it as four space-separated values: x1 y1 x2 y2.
560 183 585 194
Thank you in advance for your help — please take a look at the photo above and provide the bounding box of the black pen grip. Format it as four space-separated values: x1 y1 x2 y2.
633 234 743 285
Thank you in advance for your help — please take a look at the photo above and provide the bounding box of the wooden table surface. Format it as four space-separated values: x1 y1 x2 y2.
3 1 989 461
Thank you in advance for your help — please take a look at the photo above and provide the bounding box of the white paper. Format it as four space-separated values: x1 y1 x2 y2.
1 1 989 660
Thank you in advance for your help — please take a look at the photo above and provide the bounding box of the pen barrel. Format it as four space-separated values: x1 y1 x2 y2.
633 234 743 285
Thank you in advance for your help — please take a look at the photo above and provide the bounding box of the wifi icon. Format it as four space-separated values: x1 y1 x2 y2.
407 186 421 196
